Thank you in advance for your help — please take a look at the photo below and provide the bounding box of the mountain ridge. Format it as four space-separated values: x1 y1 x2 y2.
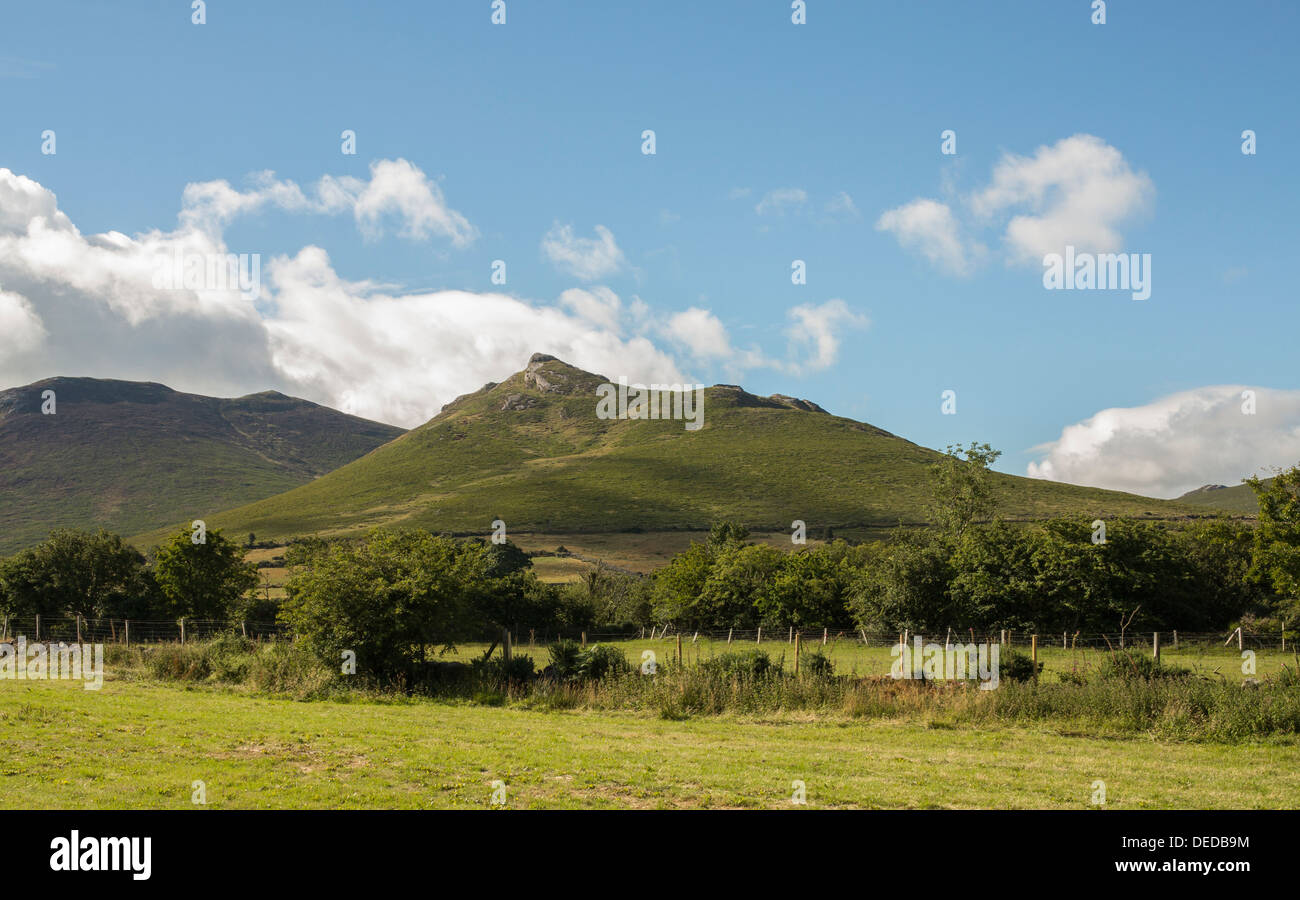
129 354 1211 548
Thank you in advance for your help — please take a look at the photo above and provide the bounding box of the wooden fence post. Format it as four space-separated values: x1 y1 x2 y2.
76 614 82 643
1031 634 1038 682
241 620 247 638
788 626 793 644
1153 631 1160 662
822 627 828 646
676 633 682 666
180 618 185 645
35 614 40 641
124 620 130 648
1238 627 1243 651
530 628 535 648
756 626 762 645
581 631 587 649
727 627 733 645
504 628 512 662
794 632 801 675
1173 629 1178 650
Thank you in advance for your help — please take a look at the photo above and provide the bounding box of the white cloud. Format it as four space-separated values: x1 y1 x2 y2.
784 299 869 373
0 166 864 428
971 134 1153 262
755 188 808 216
0 288 46 355
559 286 624 333
876 199 978 275
179 158 478 245
879 134 1150 271
823 191 860 222
541 223 626 281
1027 386 1300 499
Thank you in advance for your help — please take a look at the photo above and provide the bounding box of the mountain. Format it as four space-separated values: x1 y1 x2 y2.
0 377 404 555
1176 481 1265 514
146 354 1203 547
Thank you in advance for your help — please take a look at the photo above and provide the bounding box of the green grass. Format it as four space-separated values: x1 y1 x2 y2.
1177 480 1267 514
4 678 1299 809
449 636 1296 684
134 356 1210 550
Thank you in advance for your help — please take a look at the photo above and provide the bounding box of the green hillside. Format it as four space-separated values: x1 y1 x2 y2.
0 377 404 555
151 354 1204 546
1176 480 1265 515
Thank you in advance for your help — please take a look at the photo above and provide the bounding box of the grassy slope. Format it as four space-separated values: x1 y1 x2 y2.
0 377 403 554
150 356 1202 547
4 679 1297 809
1177 480 1267 514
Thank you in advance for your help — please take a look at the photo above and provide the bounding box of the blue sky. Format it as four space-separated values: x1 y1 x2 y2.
2 0 1298 497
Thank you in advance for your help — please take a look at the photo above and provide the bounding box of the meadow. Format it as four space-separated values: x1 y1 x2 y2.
4 677 1299 810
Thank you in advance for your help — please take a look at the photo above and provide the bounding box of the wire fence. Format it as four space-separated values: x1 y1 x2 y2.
0 618 1290 653
0 616 288 644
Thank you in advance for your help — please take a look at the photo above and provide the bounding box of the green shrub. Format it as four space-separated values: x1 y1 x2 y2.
578 644 631 680
996 648 1042 683
800 649 834 679
701 649 776 679
1098 649 1191 682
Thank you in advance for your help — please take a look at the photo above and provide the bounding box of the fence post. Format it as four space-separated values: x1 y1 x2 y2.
530 628 535 648
727 627 733 645
76 614 82 643
794 632 801 675
1062 631 1067 649
125 620 130 648
1153 631 1160 662
1238 627 1243 651
788 626 793 644
241 620 247 638
1031 634 1038 682
676 633 682 666
35 614 40 641
504 628 512 662
822 627 828 646
180 618 185 645
756 626 762 645
581 631 587 649
1173 629 1178 650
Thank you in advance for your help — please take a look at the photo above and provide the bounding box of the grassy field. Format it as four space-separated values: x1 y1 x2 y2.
3 678 1299 809
447 635 1296 684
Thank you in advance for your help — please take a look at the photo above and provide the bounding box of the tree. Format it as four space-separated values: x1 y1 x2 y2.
0 529 157 620
152 527 257 620
847 530 957 632
1249 466 1300 602
928 442 1002 538
280 528 482 685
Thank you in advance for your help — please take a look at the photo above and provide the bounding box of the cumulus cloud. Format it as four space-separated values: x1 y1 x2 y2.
1027 386 1300 498
0 166 866 427
179 158 478 245
876 199 979 275
971 134 1152 262
541 223 626 281
784 299 869 373
879 134 1151 271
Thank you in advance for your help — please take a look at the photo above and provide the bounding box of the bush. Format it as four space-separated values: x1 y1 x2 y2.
578 644 631 680
547 639 583 679
996 648 1042 684
701 649 776 679
800 649 834 679
472 654 537 684
1097 649 1191 682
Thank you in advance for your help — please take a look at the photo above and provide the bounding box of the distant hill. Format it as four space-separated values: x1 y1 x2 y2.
0 377 404 554
148 354 1205 547
1176 480 1266 515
